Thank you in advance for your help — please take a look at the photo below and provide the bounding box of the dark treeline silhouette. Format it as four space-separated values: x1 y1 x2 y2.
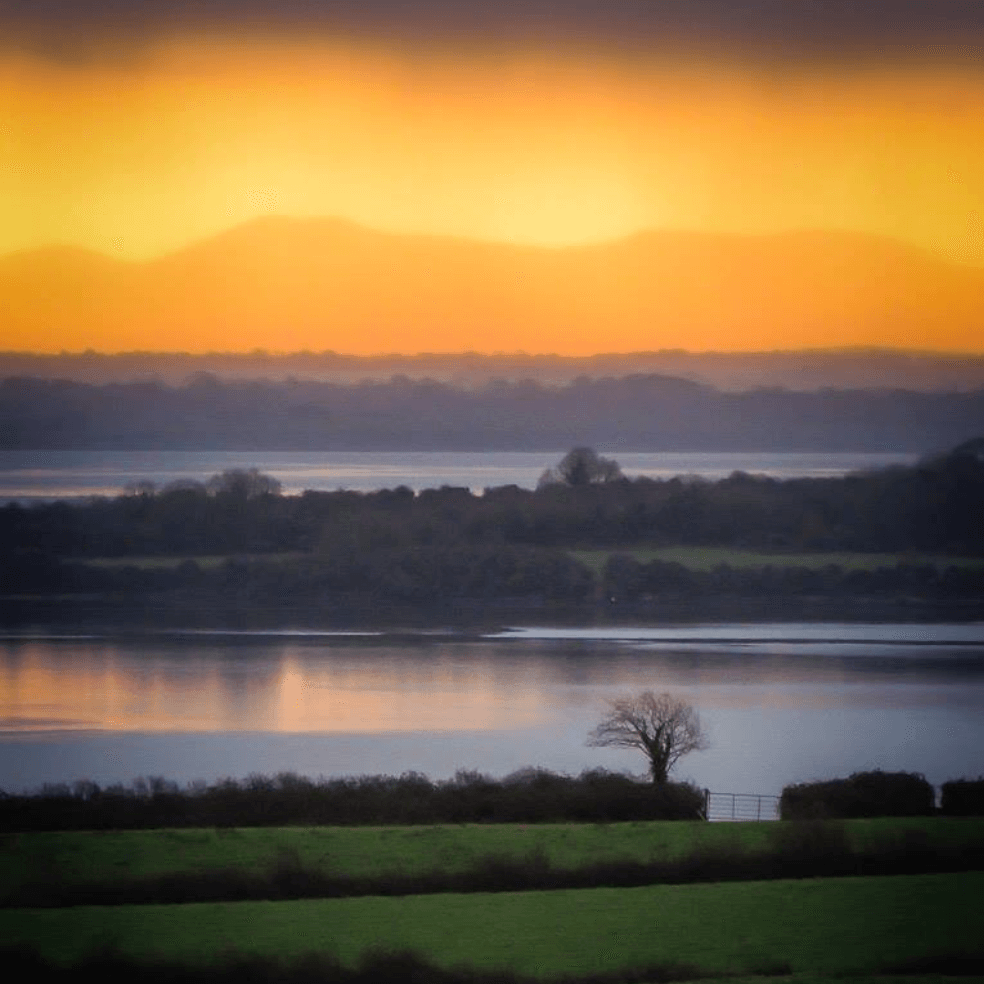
3 445 983 606
0 769 704 833
4 766 980 835
3 373 984 450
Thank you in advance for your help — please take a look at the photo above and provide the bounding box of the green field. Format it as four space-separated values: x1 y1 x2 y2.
5 819 982 981
2 872 981 976
571 546 984 576
0 819 766 890
4 817 980 895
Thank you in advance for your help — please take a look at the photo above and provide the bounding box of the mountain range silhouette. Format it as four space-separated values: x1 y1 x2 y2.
3 218 982 354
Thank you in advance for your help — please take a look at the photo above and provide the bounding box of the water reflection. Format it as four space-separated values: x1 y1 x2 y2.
1 625 982 794
0 641 546 734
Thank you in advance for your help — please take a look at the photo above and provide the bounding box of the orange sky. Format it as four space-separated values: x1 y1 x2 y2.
5 34 984 265
2 15 984 353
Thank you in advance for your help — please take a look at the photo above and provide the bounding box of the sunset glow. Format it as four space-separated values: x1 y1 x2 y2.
5 39 984 263
2 3 984 354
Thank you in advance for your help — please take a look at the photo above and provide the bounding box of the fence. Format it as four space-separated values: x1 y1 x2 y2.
704 790 780 821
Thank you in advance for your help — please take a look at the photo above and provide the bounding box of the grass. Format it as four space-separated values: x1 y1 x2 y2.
1 871 981 976
0 820 757 888
3 817 981 908
6 817 980 894
571 546 984 576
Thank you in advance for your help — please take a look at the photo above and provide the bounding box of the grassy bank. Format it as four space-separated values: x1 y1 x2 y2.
4 817 981 886
2 871 981 977
4 818 982 907
2 819 774 887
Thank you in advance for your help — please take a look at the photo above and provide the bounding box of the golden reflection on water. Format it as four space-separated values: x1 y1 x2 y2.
1 634 980 738
0 643 546 734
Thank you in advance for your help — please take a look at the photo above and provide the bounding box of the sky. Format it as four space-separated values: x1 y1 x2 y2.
2 1 984 353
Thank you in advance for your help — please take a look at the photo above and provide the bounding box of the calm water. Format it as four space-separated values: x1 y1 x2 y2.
0 450 917 501
1 622 981 797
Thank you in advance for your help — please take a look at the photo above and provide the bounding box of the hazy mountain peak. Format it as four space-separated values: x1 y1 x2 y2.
2 219 982 356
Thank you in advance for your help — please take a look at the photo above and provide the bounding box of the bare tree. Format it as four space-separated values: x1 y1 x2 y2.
587 691 709 783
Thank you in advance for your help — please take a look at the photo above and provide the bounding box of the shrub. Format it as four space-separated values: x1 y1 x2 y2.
941 777 984 816
0 769 706 831
780 770 935 820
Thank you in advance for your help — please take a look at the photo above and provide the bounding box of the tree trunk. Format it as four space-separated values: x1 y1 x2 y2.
648 753 670 784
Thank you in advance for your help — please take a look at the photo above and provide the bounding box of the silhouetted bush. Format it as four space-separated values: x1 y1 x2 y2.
780 770 935 820
0 769 705 832
941 777 984 816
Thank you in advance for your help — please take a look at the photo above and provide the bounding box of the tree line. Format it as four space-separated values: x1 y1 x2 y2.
1 767 980 835
2 445 983 605
3 372 984 450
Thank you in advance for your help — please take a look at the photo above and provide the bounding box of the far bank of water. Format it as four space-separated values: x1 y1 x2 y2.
0 450 917 501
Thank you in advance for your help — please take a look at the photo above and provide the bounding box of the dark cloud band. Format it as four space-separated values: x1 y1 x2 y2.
3 0 984 63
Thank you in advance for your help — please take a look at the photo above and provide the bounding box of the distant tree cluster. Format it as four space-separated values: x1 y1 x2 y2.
2 446 983 606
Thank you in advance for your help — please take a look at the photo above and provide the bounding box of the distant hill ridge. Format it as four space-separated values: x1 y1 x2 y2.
2 218 983 354
4 347 984 394
3 372 983 451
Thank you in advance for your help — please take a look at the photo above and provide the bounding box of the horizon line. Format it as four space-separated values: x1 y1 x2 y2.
4 345 984 360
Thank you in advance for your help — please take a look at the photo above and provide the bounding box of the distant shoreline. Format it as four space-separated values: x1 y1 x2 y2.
4 593 983 632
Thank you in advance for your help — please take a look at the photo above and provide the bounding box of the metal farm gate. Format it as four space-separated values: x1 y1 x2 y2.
704 790 780 821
